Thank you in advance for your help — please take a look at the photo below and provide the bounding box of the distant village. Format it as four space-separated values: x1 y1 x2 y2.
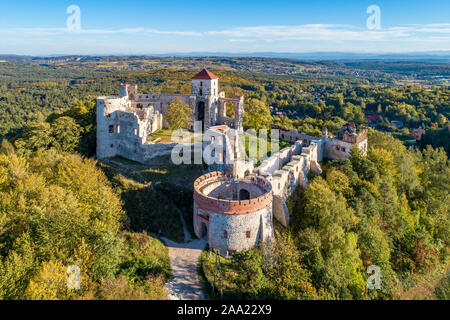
270 91 430 146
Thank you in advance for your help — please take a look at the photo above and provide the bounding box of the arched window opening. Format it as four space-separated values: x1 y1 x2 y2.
197 101 205 131
239 189 250 201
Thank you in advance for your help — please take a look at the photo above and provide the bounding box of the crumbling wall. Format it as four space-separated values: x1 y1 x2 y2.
256 136 324 227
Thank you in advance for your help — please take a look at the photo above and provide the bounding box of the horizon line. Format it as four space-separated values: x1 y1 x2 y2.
1 50 450 59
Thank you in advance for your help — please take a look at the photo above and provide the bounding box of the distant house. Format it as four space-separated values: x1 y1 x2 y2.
390 120 404 129
410 128 426 140
365 115 380 126
275 111 287 118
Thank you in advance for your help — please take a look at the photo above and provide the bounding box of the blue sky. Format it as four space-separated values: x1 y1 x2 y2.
0 0 449 55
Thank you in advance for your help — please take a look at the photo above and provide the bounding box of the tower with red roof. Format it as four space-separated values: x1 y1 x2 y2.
191 69 220 130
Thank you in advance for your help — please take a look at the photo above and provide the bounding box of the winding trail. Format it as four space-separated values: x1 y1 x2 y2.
162 237 207 300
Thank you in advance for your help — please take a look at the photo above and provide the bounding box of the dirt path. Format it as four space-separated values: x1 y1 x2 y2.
162 237 206 300
398 267 448 300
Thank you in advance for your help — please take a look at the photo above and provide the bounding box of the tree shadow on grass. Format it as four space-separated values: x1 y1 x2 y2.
98 157 203 242
121 186 185 243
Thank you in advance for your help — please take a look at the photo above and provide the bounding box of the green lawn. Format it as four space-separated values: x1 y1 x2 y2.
149 129 203 144
148 129 174 143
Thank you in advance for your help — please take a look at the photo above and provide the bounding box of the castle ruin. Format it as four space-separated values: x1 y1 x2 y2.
96 69 244 162
96 69 368 256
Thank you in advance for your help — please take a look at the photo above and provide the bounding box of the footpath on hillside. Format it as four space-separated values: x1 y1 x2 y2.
162 237 206 300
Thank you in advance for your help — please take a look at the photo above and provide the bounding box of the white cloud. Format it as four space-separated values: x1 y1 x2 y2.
0 27 202 37
205 23 450 42
0 23 448 54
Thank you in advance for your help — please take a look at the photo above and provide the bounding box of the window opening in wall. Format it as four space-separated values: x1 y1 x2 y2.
227 250 236 257
239 189 250 200
223 230 228 239
109 125 114 133
246 230 251 239
116 125 120 134
134 128 138 135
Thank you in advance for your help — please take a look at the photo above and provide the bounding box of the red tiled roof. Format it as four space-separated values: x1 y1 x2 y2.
192 69 218 80
365 115 380 121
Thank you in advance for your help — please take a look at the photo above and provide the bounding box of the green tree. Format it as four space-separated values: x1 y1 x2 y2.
51 116 82 153
243 98 271 131
166 98 193 130
233 249 270 298
266 232 321 299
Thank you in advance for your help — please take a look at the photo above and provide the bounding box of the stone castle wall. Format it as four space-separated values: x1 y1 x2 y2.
97 73 245 163
251 126 366 227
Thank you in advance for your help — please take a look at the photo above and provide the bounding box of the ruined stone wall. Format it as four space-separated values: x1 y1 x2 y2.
218 96 244 131
205 206 273 256
97 96 131 159
324 136 367 161
256 141 303 176
98 78 246 163
134 93 196 128
253 135 325 227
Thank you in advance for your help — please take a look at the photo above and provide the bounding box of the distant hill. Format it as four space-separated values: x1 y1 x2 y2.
1 52 450 63
143 51 450 64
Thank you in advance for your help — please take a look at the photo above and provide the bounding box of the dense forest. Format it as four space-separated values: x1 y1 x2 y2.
0 57 448 300
0 143 171 299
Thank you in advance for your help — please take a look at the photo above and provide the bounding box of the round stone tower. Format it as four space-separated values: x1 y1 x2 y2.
193 171 274 256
